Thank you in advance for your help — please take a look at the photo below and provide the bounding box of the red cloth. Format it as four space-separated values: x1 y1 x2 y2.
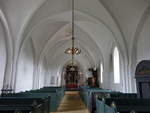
66 84 78 88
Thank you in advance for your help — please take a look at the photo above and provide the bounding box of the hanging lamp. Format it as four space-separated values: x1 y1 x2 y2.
64 0 81 67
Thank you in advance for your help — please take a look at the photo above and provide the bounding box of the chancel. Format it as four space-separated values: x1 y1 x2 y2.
0 0 150 113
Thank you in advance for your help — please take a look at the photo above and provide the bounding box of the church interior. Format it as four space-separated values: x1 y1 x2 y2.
0 0 150 113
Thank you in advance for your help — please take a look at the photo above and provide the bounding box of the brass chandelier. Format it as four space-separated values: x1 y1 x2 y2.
65 0 81 65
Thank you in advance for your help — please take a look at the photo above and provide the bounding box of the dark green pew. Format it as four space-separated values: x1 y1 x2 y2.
104 98 150 113
94 92 137 113
96 98 116 113
80 87 113 113
91 91 117 113
29 87 64 112
80 86 137 113
109 93 137 99
2 93 50 112
0 97 49 113
3 86 64 112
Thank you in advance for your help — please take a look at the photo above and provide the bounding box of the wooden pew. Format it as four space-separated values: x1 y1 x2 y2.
1 86 64 112
96 98 116 113
80 87 112 113
29 87 64 112
105 98 150 113
109 93 137 99
3 86 64 112
91 92 114 113
0 97 49 113
82 88 137 113
2 93 50 112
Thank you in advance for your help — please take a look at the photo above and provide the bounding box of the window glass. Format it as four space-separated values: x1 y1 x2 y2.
100 63 103 83
113 47 120 83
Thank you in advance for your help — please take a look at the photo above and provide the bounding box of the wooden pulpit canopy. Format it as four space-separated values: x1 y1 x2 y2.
135 60 150 76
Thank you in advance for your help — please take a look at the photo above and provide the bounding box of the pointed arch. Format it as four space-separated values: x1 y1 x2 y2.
0 9 13 90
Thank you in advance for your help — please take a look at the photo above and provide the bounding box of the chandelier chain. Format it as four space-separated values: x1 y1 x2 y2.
64 0 81 65
72 0 75 65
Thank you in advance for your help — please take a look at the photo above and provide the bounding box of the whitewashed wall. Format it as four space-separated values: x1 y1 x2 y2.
15 39 34 92
137 15 150 63
0 21 6 92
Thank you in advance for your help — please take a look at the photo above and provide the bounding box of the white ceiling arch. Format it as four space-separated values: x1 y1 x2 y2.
17 0 127 63
131 4 150 66
0 9 13 88
37 22 104 65
22 9 119 63
20 12 120 81
1 0 150 91
10 0 130 87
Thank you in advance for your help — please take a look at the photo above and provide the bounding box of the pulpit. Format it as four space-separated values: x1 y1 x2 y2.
88 68 99 87
135 60 150 98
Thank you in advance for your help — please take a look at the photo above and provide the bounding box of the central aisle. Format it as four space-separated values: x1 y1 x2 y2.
55 91 89 113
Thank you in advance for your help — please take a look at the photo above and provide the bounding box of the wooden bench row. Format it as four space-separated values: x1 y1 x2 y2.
0 86 65 113
79 87 141 113
80 87 114 113
97 98 150 113
0 97 49 113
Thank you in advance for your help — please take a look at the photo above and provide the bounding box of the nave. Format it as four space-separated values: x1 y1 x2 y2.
1 0 150 113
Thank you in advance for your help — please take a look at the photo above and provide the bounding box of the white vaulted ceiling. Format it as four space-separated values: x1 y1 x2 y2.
1 0 150 91
19 0 125 68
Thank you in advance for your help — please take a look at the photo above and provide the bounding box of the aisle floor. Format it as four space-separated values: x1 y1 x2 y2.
53 91 89 113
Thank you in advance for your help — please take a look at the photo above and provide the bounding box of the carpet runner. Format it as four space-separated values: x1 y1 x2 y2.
53 91 89 113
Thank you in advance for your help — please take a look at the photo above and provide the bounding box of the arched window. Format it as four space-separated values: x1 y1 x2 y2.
100 63 103 83
113 47 120 83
